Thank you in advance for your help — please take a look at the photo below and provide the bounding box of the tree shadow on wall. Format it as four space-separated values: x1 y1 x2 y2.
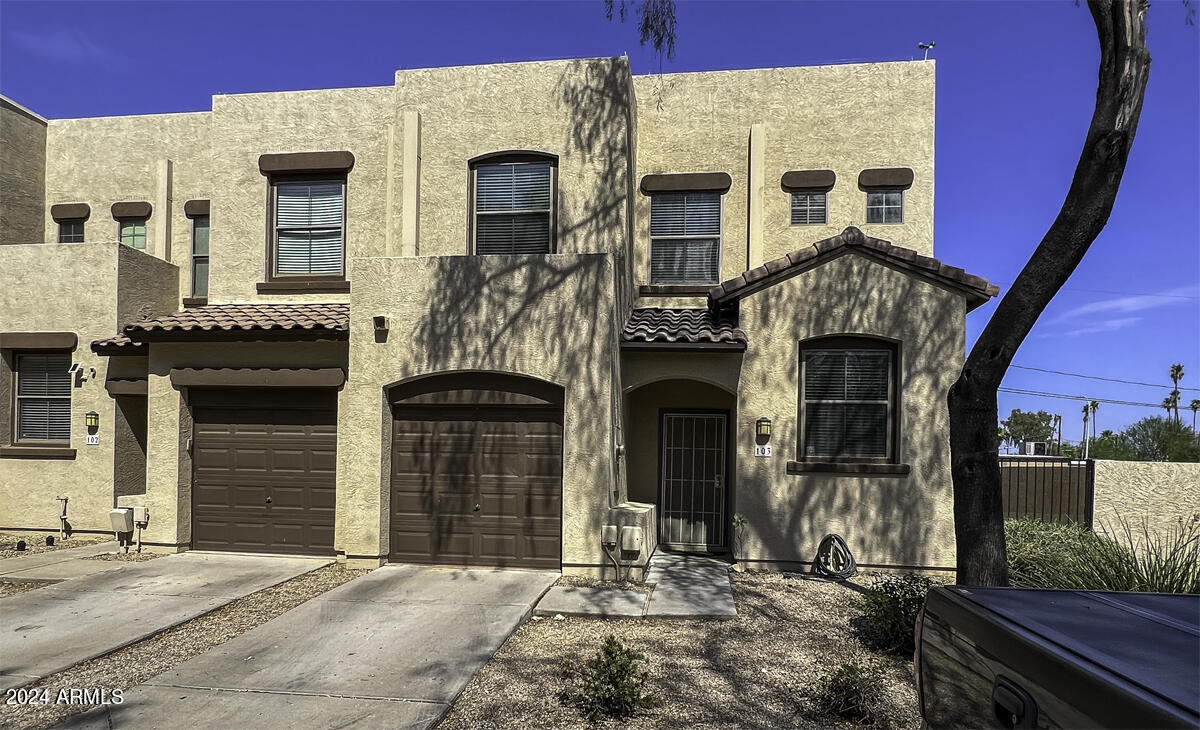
408 58 636 564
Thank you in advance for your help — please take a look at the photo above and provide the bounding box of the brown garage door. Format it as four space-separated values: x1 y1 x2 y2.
389 378 562 569
191 389 336 555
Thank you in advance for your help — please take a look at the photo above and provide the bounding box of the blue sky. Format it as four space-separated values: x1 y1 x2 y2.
2 0 1196 437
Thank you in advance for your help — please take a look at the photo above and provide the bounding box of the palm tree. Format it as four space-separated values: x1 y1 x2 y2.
1190 398 1200 433
1169 363 1185 422
1089 400 1100 441
1162 393 1179 417
1082 403 1091 458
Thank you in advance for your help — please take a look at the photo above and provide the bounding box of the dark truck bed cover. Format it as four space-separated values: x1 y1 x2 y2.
950 587 1199 717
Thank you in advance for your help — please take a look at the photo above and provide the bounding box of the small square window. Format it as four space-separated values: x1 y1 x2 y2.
790 192 827 225
866 190 903 224
58 220 85 243
119 218 147 249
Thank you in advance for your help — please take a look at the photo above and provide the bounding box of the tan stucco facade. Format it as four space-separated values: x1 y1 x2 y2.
1092 459 1200 537
1 56 980 575
1 97 46 245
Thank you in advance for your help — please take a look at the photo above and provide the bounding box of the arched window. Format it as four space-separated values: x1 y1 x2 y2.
798 336 899 463
469 152 557 255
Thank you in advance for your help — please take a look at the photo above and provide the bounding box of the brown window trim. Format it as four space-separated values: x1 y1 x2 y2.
263 171 348 285
786 461 910 476
182 296 209 308
0 332 78 351
797 335 901 464
858 167 914 190
51 203 91 222
256 280 350 294
640 172 733 194
467 151 559 256
184 199 210 217
638 284 711 297
111 201 152 219
0 445 77 460
780 170 835 192
259 151 355 175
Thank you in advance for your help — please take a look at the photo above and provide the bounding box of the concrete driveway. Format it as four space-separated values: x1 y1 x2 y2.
1 552 330 690
59 565 557 730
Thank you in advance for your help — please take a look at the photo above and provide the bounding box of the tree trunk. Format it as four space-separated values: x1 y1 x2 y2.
948 0 1150 586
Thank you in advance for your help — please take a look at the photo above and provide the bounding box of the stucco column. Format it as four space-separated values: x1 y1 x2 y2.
747 123 765 270
141 368 190 550
400 109 422 257
154 159 173 262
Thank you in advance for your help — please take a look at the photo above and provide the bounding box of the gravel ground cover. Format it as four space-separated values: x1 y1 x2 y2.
0 533 109 560
0 562 369 730
0 580 46 599
84 551 163 562
556 575 654 593
440 571 920 730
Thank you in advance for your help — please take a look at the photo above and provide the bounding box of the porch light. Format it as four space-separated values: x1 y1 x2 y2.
756 417 772 442
85 411 100 431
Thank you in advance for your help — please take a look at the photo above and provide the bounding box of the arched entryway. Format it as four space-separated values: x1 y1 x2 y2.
387 371 563 569
624 378 736 553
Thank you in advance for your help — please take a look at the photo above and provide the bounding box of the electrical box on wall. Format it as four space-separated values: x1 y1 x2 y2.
601 525 618 546
619 526 643 553
108 508 133 533
131 506 149 525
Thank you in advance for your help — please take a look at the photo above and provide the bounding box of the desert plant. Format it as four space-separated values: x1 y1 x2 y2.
809 661 887 727
1005 516 1200 594
854 573 935 657
560 634 656 722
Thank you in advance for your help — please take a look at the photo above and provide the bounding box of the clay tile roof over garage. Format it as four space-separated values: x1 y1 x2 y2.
622 308 747 349
92 303 350 352
708 226 1000 311
90 333 146 355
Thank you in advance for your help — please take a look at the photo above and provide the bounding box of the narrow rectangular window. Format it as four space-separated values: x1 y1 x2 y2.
191 215 210 296
649 192 721 284
118 219 147 249
14 352 72 443
866 190 903 224
473 161 554 255
802 349 893 460
790 192 827 225
58 220 85 243
274 180 344 276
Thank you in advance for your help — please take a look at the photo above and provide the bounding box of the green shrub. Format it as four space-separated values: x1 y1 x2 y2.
1005 516 1200 594
809 661 887 727
560 634 657 722
854 573 935 657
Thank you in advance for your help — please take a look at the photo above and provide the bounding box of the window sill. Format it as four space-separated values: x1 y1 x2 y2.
182 297 208 308
786 461 910 476
256 281 350 294
638 284 713 296
0 446 77 460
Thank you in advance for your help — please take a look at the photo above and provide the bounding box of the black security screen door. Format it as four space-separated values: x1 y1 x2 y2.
659 412 727 550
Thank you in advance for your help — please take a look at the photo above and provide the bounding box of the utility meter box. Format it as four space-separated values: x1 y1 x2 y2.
601 524 618 546
130 506 149 525
108 508 134 533
619 526 644 553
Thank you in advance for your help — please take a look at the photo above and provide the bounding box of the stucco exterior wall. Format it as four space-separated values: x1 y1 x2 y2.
343 253 621 571
395 58 634 259
0 98 46 245
44 112 212 283
0 244 120 532
207 86 395 304
1092 459 1200 536
632 61 935 306
735 252 964 570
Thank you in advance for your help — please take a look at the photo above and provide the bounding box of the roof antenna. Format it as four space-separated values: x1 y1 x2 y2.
918 41 936 61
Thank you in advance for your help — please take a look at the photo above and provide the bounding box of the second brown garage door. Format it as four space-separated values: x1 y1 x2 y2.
191 388 336 555
389 377 562 569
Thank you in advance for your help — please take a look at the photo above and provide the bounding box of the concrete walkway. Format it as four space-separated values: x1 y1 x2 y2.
645 553 737 618
59 565 557 730
1 552 330 690
0 540 120 582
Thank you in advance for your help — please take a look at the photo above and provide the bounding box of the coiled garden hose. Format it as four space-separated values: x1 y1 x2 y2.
808 533 857 581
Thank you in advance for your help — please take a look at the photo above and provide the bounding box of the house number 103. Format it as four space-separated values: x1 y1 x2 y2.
754 445 772 457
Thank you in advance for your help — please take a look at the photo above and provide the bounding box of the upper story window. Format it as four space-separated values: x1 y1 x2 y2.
790 192 827 225
13 352 71 443
272 180 345 277
58 220 84 243
191 215 210 296
649 192 721 284
471 154 556 255
119 219 147 249
799 339 896 462
866 190 903 224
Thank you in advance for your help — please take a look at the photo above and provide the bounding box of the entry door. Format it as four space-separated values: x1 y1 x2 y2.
659 411 727 550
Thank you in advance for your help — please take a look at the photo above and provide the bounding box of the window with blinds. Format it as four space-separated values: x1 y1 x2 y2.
473 161 554 255
801 348 893 460
119 219 147 249
866 190 903 224
649 192 721 283
15 353 72 443
273 180 344 276
790 192 827 225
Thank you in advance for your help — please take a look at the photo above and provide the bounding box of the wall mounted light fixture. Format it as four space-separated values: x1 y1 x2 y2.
755 417 772 443
85 411 100 433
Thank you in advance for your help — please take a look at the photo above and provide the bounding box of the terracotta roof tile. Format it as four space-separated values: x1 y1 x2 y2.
710 226 999 310
90 334 146 354
622 308 747 346
123 303 349 339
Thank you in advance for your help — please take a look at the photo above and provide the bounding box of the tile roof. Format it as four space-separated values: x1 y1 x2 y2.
90 334 146 355
123 303 350 339
622 307 747 347
708 226 1000 310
